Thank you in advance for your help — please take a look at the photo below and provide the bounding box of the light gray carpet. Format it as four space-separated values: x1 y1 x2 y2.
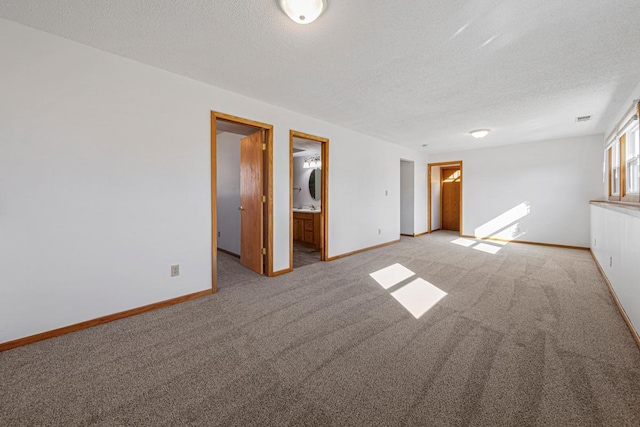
216 251 262 290
1 231 639 426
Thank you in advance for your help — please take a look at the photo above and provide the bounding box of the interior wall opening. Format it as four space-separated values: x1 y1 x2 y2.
211 112 274 292
428 161 463 236
400 160 415 236
290 131 329 270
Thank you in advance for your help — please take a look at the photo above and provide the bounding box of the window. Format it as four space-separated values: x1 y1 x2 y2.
609 119 640 203
609 141 620 199
626 123 639 197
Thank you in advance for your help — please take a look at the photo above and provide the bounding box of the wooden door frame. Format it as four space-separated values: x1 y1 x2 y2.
289 130 329 269
211 111 274 293
427 161 463 235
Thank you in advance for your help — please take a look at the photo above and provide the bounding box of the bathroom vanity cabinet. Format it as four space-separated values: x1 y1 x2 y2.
293 212 321 248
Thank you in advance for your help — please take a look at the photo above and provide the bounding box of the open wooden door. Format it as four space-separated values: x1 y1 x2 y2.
441 167 461 231
240 131 264 274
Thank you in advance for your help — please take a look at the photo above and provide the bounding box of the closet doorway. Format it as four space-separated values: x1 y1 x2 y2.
289 130 329 270
211 112 274 292
428 161 463 234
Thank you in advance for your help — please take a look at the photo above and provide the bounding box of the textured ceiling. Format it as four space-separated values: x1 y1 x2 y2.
2 0 640 153
293 137 321 157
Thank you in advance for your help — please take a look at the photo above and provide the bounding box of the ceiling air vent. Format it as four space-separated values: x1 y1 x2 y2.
575 115 592 123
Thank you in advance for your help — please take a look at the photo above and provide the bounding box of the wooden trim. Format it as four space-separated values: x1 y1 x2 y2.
589 250 640 350
428 161 464 167
265 128 275 277
460 235 589 250
289 130 330 268
608 145 613 198
322 138 329 262
272 267 293 277
400 233 414 237
430 228 442 233
414 231 429 237
211 113 218 292
290 130 329 144
0 290 212 352
213 111 273 130
211 111 274 282
289 132 294 272
608 144 622 201
327 239 400 261
217 247 240 258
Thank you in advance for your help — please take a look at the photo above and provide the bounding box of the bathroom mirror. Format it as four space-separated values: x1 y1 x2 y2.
309 169 321 201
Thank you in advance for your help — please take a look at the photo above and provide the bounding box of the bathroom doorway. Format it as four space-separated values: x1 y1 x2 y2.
427 161 463 234
289 130 329 270
211 111 274 292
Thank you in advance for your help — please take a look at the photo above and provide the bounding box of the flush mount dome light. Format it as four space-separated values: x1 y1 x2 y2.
279 0 327 24
470 129 491 139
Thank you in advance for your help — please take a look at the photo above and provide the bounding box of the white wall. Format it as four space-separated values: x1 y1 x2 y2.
591 80 640 338
0 19 427 343
293 157 321 208
400 160 414 235
429 135 603 247
430 165 441 230
591 204 640 334
216 132 241 255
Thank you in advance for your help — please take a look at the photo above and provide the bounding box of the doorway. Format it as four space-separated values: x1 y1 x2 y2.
441 167 461 231
211 112 274 293
400 160 415 236
289 130 329 270
428 161 463 234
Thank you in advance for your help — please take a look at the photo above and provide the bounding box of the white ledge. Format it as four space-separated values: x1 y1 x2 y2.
590 200 640 219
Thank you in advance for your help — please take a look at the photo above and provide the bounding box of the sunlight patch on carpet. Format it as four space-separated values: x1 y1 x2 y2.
390 278 447 319
451 238 476 247
473 242 502 254
369 263 415 289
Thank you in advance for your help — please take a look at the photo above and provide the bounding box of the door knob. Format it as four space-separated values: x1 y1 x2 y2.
238 206 245 211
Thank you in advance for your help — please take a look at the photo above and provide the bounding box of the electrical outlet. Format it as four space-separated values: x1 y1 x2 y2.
385 190 388 196
378 228 381 235
609 257 612 267
218 231 221 237
171 265 180 277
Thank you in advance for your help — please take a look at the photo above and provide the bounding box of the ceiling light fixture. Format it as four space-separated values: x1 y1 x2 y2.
279 0 327 24
469 129 491 139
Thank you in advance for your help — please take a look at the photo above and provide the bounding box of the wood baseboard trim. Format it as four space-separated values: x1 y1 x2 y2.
217 248 240 258
271 267 292 277
460 235 589 251
430 228 441 233
327 239 400 261
401 232 429 238
0 289 213 353
589 250 640 350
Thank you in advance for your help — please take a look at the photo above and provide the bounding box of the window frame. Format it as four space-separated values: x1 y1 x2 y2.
607 103 640 204
608 139 621 201
623 122 640 202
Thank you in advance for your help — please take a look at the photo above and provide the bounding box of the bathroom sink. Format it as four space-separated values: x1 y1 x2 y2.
293 208 321 213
